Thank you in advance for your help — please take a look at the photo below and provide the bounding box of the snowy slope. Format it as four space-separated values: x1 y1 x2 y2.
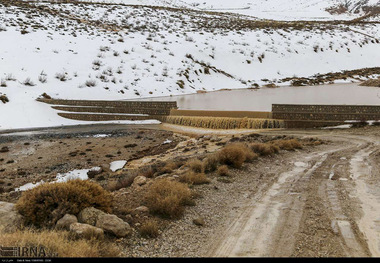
0 1 379 130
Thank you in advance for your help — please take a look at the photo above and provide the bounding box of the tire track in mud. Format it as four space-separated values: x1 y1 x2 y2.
207 132 379 257
208 146 348 257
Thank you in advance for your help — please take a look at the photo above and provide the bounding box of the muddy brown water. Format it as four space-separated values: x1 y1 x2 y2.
134 83 380 111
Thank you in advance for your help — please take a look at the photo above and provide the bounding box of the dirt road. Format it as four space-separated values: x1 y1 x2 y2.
206 129 379 257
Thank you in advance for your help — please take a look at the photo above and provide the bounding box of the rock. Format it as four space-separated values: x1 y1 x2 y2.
0 201 23 232
133 176 147 186
78 207 106 226
69 223 104 240
135 206 149 213
87 167 103 179
124 214 133 224
96 214 131 238
193 217 205 226
56 214 78 230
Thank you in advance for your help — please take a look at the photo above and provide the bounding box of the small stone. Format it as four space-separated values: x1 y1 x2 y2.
133 176 147 186
56 214 78 230
70 223 104 240
135 206 149 213
193 217 205 226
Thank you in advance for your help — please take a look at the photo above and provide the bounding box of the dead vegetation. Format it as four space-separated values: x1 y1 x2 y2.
144 178 193 219
16 179 113 228
180 171 210 185
0 227 120 257
139 219 160 238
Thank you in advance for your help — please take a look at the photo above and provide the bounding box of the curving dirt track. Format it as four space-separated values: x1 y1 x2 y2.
206 129 380 257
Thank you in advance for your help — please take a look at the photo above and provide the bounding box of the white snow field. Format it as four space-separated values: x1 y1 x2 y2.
0 0 379 130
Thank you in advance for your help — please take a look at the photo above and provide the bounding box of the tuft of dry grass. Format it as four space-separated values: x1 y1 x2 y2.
218 143 254 168
217 165 229 177
16 180 113 228
180 171 210 185
271 139 303 151
0 227 120 257
139 219 159 238
145 179 193 219
186 158 204 173
250 143 279 156
203 153 219 173
158 160 181 175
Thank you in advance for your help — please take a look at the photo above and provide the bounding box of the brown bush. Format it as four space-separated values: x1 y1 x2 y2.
139 166 154 178
272 139 303 151
217 165 229 177
186 158 204 173
0 227 119 257
218 143 254 168
16 180 113 228
203 154 219 173
250 143 279 156
158 160 181 175
145 179 192 219
139 219 159 238
180 171 210 185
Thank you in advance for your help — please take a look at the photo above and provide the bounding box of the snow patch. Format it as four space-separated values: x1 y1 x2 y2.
110 160 127 172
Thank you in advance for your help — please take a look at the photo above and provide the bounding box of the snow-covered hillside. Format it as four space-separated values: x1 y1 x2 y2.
76 0 380 20
0 0 379 129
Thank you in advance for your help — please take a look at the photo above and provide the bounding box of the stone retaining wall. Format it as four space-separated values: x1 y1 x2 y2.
272 104 380 128
272 104 380 121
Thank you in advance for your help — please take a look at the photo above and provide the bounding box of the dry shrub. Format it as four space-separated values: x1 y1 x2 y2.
158 160 181 174
186 158 204 173
250 143 279 156
203 153 219 173
217 165 229 177
218 143 254 168
180 171 210 185
0 227 120 257
139 219 159 238
16 180 113 228
272 139 303 151
145 179 192 218
139 166 155 178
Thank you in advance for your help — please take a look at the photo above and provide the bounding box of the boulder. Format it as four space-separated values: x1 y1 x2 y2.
78 207 106 226
96 214 131 238
56 214 78 230
133 176 147 186
69 223 104 240
0 201 23 233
